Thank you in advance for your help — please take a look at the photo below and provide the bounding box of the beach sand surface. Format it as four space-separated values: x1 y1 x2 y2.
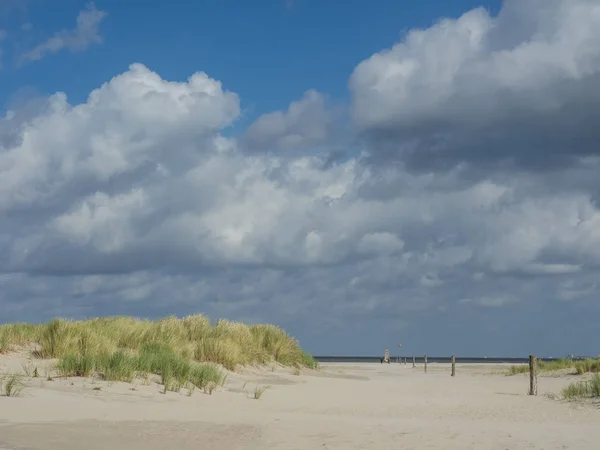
1 352 599 449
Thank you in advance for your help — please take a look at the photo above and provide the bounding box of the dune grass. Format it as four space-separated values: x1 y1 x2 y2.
561 374 600 400
0 372 27 397
0 315 318 391
0 323 38 354
56 343 225 392
507 358 600 376
253 385 268 400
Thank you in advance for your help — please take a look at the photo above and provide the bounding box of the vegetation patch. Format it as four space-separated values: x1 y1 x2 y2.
507 358 600 376
561 374 600 400
1 372 27 397
0 315 318 393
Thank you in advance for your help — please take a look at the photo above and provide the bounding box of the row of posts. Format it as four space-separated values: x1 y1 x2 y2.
397 354 456 376
394 353 538 395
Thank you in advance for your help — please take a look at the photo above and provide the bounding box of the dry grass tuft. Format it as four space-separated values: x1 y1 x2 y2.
253 385 268 400
1 372 27 397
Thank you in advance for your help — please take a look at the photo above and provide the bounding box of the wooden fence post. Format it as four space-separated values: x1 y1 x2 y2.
404 358 407 366
412 356 415 368
529 355 537 396
424 354 428 373
451 355 456 377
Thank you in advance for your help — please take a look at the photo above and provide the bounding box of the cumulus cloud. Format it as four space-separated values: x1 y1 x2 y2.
1 0 599 355
243 89 337 153
350 0 600 171
18 3 106 65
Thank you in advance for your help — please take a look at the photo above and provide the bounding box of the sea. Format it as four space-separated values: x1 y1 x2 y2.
312 355 589 364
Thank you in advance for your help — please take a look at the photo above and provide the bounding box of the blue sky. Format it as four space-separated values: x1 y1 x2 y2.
1 0 501 124
1 0 599 358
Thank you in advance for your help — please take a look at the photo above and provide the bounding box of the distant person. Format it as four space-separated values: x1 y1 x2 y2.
382 348 390 364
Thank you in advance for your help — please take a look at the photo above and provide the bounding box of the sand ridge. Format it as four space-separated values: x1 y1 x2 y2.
1 352 599 449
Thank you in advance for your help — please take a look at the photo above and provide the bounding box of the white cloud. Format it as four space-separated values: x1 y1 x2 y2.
2 59 598 285
19 3 106 64
244 89 336 153
349 0 600 170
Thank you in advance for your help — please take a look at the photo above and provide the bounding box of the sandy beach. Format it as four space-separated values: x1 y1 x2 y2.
1 352 599 450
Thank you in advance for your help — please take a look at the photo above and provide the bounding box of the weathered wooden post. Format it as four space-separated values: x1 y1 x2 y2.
412 356 415 368
404 358 407 366
528 355 537 396
424 354 428 373
451 355 456 377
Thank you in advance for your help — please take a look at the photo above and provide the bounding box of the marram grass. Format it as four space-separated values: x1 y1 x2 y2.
0 315 318 390
561 374 600 400
507 358 600 376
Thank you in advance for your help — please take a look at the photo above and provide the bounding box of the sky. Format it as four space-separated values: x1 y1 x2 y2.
1 0 599 358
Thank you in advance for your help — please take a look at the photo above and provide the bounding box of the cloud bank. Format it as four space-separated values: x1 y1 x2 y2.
1 0 599 355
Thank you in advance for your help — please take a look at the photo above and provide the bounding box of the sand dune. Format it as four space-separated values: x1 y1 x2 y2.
1 352 599 449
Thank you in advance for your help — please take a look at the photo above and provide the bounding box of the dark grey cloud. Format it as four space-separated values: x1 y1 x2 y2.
1 0 600 356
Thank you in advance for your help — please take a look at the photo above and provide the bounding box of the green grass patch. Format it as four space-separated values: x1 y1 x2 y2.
300 350 319 370
56 342 225 392
507 358 600 376
561 374 600 400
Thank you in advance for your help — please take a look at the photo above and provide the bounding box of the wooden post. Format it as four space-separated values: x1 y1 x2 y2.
404 358 407 366
424 354 428 373
529 355 537 396
451 355 456 377
412 356 415 368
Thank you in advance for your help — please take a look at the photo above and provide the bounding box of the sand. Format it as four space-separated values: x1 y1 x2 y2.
1 352 599 450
